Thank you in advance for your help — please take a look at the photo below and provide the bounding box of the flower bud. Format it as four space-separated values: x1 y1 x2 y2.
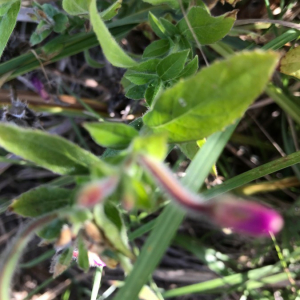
77 176 119 208
139 155 283 237
204 195 284 236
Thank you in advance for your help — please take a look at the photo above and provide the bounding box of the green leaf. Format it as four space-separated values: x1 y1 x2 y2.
89 0 137 68
143 0 179 9
58 247 73 268
125 71 158 85
94 203 134 259
42 3 59 18
37 219 65 240
8 187 70 217
159 18 179 37
0 124 105 175
83 122 139 149
0 0 18 5
53 13 69 33
125 84 147 100
132 133 168 161
156 50 189 81
143 51 279 143
129 58 160 73
77 233 90 272
177 55 199 79
145 78 163 106
143 39 170 58
124 58 160 85
100 0 122 21
0 3 12 16
62 0 90 15
148 12 167 39
113 125 237 300
0 0 20 59
84 49 105 68
52 247 74 277
178 141 200 160
177 7 237 45
280 46 300 79
30 21 52 46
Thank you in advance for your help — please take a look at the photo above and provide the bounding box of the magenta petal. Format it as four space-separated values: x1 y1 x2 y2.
206 195 284 236
31 75 50 102
72 250 106 268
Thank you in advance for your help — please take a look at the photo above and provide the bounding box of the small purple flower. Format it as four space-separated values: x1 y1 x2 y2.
31 75 51 102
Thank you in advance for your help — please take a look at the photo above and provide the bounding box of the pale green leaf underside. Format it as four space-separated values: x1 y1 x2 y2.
0 124 103 175
62 0 90 15
143 51 279 143
177 7 237 45
89 0 137 68
83 122 139 149
0 0 20 58
280 46 300 79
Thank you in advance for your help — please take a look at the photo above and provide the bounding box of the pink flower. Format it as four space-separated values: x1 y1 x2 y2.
72 249 106 267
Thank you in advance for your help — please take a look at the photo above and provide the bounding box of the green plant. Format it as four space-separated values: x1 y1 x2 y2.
1 1 300 300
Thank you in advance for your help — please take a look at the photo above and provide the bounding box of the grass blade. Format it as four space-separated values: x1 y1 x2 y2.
113 123 237 300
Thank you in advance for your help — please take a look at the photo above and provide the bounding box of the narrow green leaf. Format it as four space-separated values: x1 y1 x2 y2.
0 124 105 175
84 49 105 68
77 234 90 272
89 0 137 68
145 78 163 106
83 122 139 149
0 214 57 300
30 21 52 46
0 0 20 58
143 39 170 58
129 58 160 73
159 18 179 36
266 84 300 126
125 71 158 85
37 219 65 240
144 51 279 143
94 203 134 259
113 124 237 300
100 0 122 21
125 84 147 100
62 0 90 15
203 149 300 200
148 11 167 39
177 55 199 79
163 264 282 297
8 187 70 217
177 7 237 45
143 0 179 9
156 50 189 81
